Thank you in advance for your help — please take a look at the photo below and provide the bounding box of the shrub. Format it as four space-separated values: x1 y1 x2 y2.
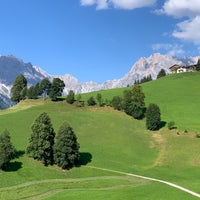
168 121 175 130
87 96 96 106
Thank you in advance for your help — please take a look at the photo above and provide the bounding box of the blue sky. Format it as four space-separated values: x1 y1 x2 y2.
0 0 200 83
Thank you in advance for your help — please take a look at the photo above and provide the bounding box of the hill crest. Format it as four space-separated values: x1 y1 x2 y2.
0 53 198 108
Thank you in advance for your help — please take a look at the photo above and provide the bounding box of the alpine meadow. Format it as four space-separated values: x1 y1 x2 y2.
0 72 199 199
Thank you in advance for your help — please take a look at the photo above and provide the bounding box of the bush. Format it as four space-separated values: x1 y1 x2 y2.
168 121 175 130
111 96 122 110
123 85 145 119
87 96 96 106
196 133 200 138
66 90 75 104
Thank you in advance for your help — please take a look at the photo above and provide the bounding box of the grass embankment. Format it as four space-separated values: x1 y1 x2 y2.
0 72 199 199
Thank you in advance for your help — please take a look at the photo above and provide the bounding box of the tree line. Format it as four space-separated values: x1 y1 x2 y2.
111 84 161 131
0 113 80 170
11 75 65 103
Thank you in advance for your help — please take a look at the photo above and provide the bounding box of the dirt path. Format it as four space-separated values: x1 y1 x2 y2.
88 166 200 198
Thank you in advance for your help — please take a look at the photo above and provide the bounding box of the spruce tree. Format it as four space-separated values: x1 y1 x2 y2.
0 130 16 170
54 122 80 169
11 74 27 102
146 103 161 130
27 112 55 166
157 69 166 79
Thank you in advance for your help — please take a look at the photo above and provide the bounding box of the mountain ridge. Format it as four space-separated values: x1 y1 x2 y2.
0 53 198 108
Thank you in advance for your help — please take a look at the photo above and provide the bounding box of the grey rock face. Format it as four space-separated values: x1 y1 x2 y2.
0 53 198 108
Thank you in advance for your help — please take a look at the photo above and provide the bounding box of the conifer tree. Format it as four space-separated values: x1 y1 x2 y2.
157 69 166 79
54 122 80 169
27 112 55 166
146 103 161 130
11 74 27 102
0 130 16 170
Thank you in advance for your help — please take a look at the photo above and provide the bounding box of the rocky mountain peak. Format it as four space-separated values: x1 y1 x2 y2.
0 53 198 108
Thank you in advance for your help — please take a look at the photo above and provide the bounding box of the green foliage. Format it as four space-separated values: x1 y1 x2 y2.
11 74 27 102
75 94 84 107
66 90 75 104
168 121 175 130
0 130 16 170
87 96 96 106
96 93 103 106
54 122 80 169
111 96 123 110
146 103 161 130
49 78 65 101
138 75 152 84
27 112 55 166
157 69 166 79
40 78 52 97
27 86 37 99
123 84 145 119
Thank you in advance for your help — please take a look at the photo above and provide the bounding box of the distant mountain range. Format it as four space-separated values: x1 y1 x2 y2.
0 53 198 108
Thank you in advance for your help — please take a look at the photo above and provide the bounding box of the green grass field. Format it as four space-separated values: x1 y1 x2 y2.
0 72 200 199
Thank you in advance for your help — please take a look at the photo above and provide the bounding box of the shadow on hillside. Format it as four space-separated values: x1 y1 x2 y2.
15 150 25 158
5 161 23 172
160 121 167 129
76 152 92 167
3 150 25 172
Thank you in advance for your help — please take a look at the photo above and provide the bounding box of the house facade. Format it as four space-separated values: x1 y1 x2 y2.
169 64 197 73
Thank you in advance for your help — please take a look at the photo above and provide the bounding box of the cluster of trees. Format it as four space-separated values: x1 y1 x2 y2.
0 113 80 170
133 69 167 85
111 84 161 130
134 75 152 85
27 112 80 169
11 75 65 102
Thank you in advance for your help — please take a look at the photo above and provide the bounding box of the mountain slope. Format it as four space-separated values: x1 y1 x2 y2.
0 53 198 108
0 55 48 108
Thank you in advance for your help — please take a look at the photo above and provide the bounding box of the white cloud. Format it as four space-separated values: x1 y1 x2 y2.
80 0 156 10
159 0 200 47
152 43 185 56
161 0 200 18
110 0 156 10
173 16 200 45
81 0 95 6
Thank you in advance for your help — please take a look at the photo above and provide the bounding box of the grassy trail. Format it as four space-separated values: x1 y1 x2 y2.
88 166 200 198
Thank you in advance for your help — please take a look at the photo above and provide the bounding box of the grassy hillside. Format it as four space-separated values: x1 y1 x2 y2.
82 72 200 132
143 72 200 132
0 72 200 199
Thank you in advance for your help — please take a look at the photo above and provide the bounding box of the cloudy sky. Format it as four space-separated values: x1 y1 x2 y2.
0 0 199 83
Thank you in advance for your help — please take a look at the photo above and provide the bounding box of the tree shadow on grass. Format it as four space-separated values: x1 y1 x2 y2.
5 161 23 172
160 121 167 129
76 152 92 167
4 150 25 172
15 150 25 158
